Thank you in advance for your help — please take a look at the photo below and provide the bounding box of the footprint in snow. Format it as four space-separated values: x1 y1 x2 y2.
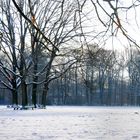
134 112 139 114
132 135 139 139
32 132 38 136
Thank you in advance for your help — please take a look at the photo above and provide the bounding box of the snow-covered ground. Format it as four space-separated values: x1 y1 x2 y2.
0 106 140 140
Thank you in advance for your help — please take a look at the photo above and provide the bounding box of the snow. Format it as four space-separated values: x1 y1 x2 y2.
0 106 140 140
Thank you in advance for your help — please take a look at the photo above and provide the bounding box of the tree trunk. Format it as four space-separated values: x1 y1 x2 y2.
32 62 38 108
11 71 18 105
42 83 49 108
107 75 112 105
99 85 104 105
75 63 78 104
12 80 18 105
41 50 56 107
99 66 105 105
32 81 37 108
21 81 28 107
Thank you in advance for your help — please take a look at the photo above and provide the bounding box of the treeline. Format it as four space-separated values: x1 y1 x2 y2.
1 44 140 106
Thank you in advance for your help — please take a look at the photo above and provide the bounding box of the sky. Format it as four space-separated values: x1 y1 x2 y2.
105 0 140 52
77 0 140 78
1 0 140 55
82 0 140 53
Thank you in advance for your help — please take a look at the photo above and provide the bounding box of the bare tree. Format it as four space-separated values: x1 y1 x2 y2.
0 0 139 107
0 0 31 107
0 0 19 105
11 0 88 107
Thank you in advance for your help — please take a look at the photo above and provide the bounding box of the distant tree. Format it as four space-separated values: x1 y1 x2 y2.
80 44 118 105
127 49 140 105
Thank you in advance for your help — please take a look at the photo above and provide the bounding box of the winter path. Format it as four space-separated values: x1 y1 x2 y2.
0 106 140 140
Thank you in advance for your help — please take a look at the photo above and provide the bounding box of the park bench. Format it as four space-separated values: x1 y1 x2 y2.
13 105 21 110
20 105 34 110
11 105 34 110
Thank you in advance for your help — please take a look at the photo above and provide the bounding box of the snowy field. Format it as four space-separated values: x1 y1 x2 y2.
0 106 140 140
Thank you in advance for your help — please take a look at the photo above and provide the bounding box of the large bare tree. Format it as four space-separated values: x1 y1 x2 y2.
10 0 87 107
